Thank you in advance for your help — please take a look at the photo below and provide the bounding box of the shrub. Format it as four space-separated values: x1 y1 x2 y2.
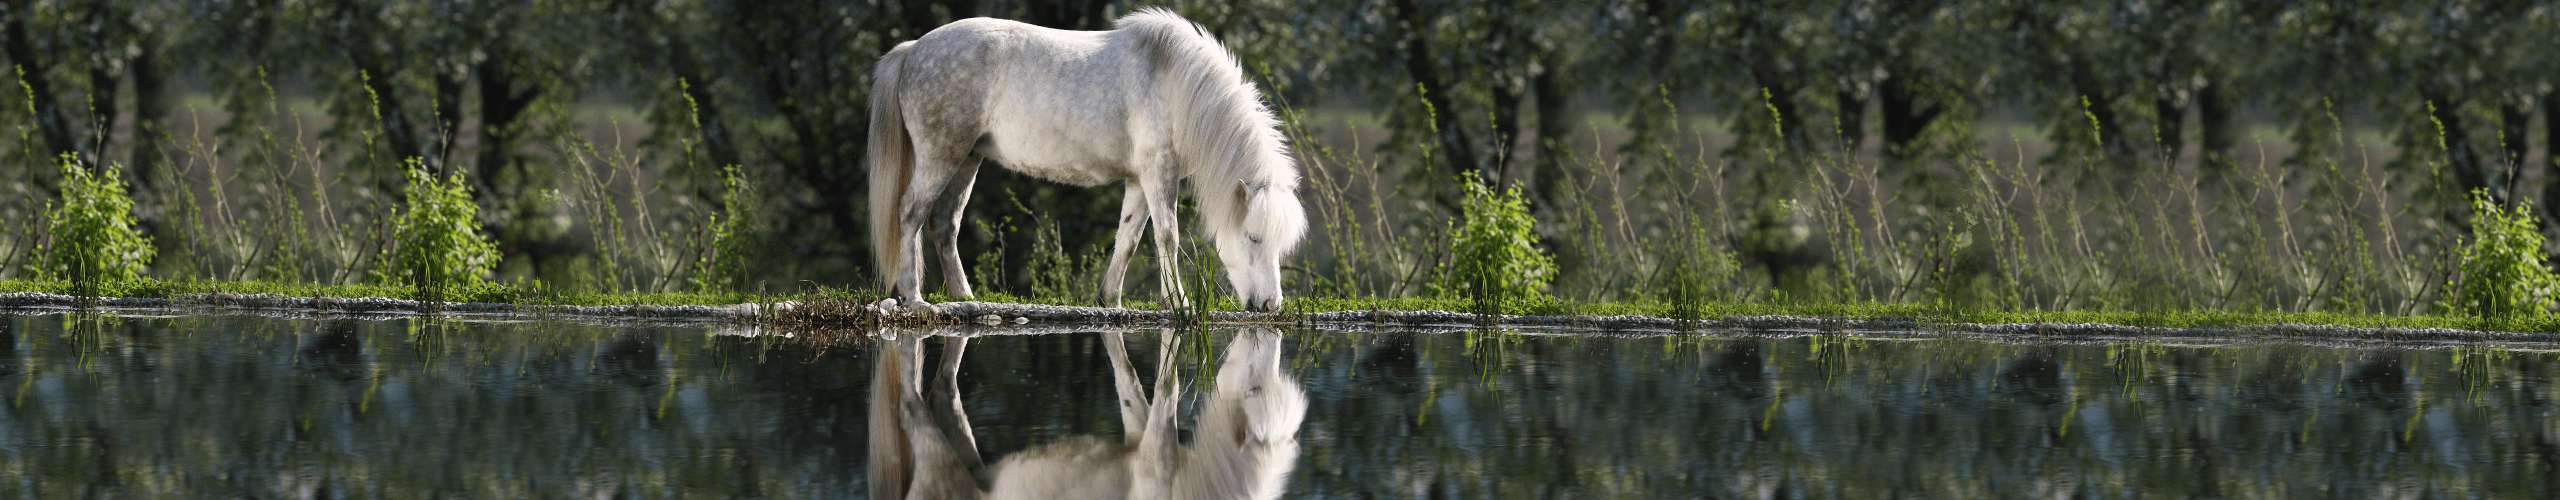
689 163 753 293
2447 189 2558 323
1436 173 1554 314
36 154 154 297
377 158 500 302
1656 227 1739 321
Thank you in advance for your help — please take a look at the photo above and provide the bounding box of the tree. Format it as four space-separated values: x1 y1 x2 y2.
2 0 84 180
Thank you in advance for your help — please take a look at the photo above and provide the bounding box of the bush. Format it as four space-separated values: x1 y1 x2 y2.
377 158 501 302
689 163 753 293
1436 173 1554 314
36 154 155 297
2448 189 2558 323
1656 229 1739 321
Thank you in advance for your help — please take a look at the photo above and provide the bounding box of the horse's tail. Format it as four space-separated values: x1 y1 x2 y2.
868 43 915 292
866 338 913 500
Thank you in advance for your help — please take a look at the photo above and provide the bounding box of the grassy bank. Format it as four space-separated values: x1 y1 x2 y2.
3 278 2542 334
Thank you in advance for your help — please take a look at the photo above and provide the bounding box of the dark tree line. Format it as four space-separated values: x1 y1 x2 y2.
1 0 2553 293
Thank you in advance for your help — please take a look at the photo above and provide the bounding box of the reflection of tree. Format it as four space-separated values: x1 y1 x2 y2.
2 316 2557 497
1284 330 2559 497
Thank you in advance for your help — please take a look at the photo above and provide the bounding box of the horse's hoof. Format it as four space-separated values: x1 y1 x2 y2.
878 297 937 315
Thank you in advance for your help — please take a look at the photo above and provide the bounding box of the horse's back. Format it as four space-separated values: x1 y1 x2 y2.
895 16 1150 186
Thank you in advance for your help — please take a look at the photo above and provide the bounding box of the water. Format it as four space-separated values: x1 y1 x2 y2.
1 313 2556 498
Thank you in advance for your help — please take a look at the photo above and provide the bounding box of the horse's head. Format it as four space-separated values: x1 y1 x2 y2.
1215 327 1304 449
1214 175 1306 312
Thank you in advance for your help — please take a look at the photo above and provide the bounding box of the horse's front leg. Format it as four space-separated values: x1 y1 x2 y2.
1101 330 1150 443
1136 172 1190 310
1100 185 1150 308
1133 328 1183 493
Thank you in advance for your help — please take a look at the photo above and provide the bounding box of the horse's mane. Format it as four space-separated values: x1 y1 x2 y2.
1117 8 1306 251
1176 374 1305 499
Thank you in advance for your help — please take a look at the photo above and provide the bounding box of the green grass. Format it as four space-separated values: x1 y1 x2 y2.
1286 295 2535 331
0 278 2543 333
0 278 753 308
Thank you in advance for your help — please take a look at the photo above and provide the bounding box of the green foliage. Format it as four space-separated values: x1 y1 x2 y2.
1014 191 1085 302
690 164 754 293
1657 234 1739 322
377 158 501 302
36 154 154 297
2447 189 2558 322
1435 174 1554 314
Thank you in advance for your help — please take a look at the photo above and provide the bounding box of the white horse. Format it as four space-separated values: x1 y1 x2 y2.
867 327 1307 500
867 8 1307 311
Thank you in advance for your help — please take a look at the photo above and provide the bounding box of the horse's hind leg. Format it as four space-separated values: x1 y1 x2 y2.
1099 185 1149 308
892 151 968 308
928 158 983 300
894 333 994 497
927 336 988 485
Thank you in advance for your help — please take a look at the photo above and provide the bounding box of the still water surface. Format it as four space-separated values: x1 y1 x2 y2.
0 314 2555 497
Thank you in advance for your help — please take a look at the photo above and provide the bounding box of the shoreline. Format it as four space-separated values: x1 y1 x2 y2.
6 291 2559 348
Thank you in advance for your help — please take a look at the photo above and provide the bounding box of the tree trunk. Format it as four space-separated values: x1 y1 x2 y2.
127 32 168 235
1750 74 1808 156
2498 100 2530 196
1878 73 1940 162
432 67 466 172
1529 54 1570 216
329 0 427 192
1486 75 1523 187
2 0 81 176
128 37 166 189
2197 78 2236 169
1736 8 1805 158
2155 96 2187 164
78 0 122 159
2424 91 2489 200
1392 0 1477 195
83 59 118 159
665 37 744 199
354 59 426 193
1834 87 1867 149
2067 63 2129 167
473 54 540 202
2543 93 2560 223
1480 0 1535 187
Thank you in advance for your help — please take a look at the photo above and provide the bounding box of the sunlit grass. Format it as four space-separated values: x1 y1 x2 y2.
3 278 2545 332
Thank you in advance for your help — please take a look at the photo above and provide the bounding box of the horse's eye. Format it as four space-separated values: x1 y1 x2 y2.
1248 234 1264 245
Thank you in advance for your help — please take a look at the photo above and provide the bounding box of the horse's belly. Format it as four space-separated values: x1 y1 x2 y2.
981 121 1126 187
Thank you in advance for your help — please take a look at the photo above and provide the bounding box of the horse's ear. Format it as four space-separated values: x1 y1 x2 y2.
1234 180 1254 222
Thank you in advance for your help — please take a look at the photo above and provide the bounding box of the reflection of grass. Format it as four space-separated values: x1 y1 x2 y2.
1291 294 2546 332
3 277 2551 333
2448 346 2517 400
2105 341 2170 397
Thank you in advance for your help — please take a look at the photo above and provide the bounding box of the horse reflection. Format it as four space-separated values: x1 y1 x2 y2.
869 327 1307 500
